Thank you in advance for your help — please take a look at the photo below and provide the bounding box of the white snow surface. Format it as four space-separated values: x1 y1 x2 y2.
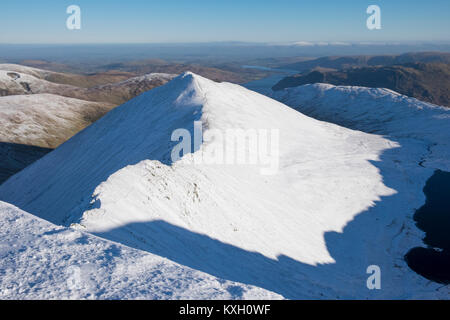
272 83 450 171
112 73 177 85
0 64 59 79
0 93 111 148
0 65 175 101
0 69 75 93
0 201 281 300
1 74 449 299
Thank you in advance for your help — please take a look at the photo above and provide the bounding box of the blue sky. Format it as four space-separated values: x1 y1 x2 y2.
0 0 449 43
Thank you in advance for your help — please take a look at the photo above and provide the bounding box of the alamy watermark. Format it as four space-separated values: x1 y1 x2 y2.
66 5 81 30
171 121 280 175
366 265 381 290
66 5 381 32
366 5 381 30
65 264 96 298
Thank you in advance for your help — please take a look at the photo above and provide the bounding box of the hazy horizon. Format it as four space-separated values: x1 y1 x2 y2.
1 42 450 66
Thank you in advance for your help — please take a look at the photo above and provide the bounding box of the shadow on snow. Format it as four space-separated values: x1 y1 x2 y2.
93 137 441 298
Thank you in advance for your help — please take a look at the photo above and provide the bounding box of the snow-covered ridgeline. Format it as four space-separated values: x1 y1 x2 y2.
272 83 450 171
1 74 449 299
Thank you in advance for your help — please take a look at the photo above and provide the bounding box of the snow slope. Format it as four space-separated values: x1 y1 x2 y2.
1 73 448 299
272 83 450 171
0 64 62 80
0 65 175 184
0 201 281 299
0 67 176 105
0 70 74 96
0 94 112 148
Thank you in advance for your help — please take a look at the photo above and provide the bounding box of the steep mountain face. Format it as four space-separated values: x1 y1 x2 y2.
1 73 448 298
0 201 279 299
272 63 450 108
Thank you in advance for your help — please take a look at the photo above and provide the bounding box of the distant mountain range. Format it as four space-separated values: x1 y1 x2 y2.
15 59 268 84
273 62 450 108
278 52 450 72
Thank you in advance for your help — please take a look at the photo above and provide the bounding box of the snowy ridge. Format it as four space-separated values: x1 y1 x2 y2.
0 73 395 262
0 201 280 299
0 64 58 79
91 73 177 92
0 70 74 95
1 73 449 298
114 73 177 84
272 83 450 171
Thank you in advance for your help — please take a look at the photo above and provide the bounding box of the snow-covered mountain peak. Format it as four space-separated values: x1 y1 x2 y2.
1 73 446 298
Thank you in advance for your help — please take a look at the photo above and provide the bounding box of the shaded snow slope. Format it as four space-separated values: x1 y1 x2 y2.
0 143 52 185
1 73 448 299
0 201 281 299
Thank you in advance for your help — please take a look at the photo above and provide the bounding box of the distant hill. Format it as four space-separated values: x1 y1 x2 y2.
0 63 135 88
273 62 450 108
97 59 266 84
0 65 176 105
0 65 176 183
279 52 450 72
0 94 114 149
